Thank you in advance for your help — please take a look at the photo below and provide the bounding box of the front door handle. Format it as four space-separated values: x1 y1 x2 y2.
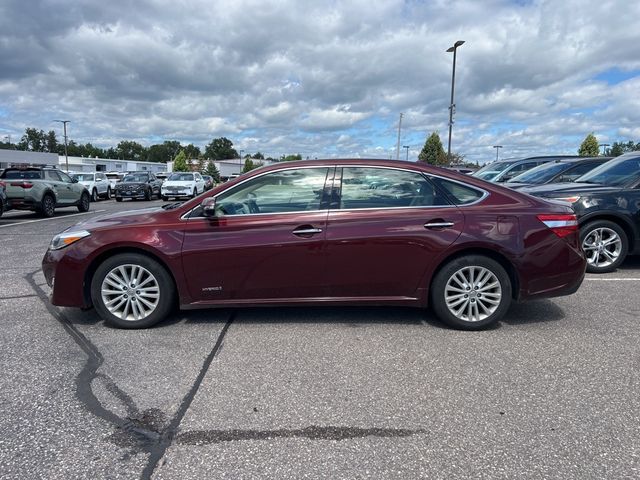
424 221 455 229
292 226 323 236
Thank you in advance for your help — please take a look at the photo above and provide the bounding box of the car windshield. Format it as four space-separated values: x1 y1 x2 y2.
74 174 95 181
106 174 121 180
473 160 519 181
122 174 148 182
576 157 640 187
168 173 194 181
508 162 569 184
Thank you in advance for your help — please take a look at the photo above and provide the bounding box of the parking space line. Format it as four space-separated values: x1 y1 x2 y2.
585 278 640 281
0 210 106 229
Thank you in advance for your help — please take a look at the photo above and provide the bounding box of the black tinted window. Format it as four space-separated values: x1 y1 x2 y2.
339 167 450 209
430 177 485 205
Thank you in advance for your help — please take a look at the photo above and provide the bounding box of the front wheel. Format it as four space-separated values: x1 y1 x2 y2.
116 197 123 202
39 194 56 217
91 253 175 329
430 255 512 330
105 187 112 199
91 188 98 202
580 220 628 273
144 188 151 201
77 192 90 212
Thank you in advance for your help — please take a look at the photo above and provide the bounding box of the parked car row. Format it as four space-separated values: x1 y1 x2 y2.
474 152 640 273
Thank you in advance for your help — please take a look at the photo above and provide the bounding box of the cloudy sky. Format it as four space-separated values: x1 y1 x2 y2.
1 0 639 164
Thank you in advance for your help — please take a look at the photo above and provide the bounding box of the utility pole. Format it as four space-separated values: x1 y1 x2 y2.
396 113 404 160
446 40 465 165
54 120 70 171
493 145 503 162
403 145 410 161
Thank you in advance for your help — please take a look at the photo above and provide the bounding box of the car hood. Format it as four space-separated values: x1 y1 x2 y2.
163 180 194 187
503 182 532 190
78 180 95 187
520 182 621 197
65 207 166 232
116 182 146 188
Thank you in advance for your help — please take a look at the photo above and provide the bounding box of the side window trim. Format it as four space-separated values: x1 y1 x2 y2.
426 174 489 206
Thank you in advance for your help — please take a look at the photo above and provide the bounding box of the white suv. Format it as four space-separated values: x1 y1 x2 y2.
161 172 206 200
73 172 111 201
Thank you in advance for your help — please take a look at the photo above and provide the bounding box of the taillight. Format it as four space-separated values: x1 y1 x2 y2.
10 182 34 189
537 214 578 238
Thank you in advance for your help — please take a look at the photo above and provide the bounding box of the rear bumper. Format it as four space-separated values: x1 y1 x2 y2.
5 198 36 210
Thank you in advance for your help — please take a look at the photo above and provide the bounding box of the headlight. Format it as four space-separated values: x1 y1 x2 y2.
553 195 581 203
49 230 91 250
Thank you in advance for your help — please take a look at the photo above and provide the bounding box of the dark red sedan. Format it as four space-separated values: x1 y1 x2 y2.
42 159 586 330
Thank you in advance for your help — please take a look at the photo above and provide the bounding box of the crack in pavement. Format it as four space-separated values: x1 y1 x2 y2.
0 294 39 300
176 426 428 445
26 271 428 479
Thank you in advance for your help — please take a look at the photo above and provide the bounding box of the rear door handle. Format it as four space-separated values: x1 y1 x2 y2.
424 221 455 229
293 226 323 236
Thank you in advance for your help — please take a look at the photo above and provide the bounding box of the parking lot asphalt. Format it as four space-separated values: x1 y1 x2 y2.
1 199 639 479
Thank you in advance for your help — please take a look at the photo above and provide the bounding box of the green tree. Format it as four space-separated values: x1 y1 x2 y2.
183 143 201 160
609 140 640 157
281 154 302 162
243 158 263 173
173 150 189 172
18 128 46 152
418 132 447 165
578 133 599 156
116 140 147 161
204 137 238 160
204 161 221 182
252 152 265 160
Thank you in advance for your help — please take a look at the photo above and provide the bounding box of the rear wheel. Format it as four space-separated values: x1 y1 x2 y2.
77 192 90 212
91 253 175 329
39 194 56 217
580 220 628 273
430 255 512 330
116 197 123 202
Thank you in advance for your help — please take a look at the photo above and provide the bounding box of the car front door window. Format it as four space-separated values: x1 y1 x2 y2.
215 168 330 215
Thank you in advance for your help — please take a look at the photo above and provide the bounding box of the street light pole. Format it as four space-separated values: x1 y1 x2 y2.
493 145 503 162
396 113 404 160
446 40 465 165
600 143 610 156
54 120 70 171
403 145 409 161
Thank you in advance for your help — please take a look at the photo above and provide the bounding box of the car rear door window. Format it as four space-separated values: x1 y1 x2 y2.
216 167 330 215
338 167 450 209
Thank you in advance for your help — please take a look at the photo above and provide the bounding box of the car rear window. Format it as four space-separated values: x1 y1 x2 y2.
2 170 43 179
429 177 485 205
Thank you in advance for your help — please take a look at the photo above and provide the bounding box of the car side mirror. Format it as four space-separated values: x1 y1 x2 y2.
71 177 78 183
202 197 217 217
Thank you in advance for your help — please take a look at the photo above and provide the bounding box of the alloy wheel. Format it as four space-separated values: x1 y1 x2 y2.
444 266 502 323
100 264 160 321
582 227 622 269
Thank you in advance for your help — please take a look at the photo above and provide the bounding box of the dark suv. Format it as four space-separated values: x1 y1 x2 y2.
114 172 162 201
473 156 580 183
523 152 640 273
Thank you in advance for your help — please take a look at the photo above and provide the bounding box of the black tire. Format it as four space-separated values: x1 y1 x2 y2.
39 194 56 217
144 188 151 201
430 255 512 330
0 198 4 218
91 188 98 202
91 253 175 329
580 220 628 273
116 197 123 202
161 196 169 202
191 188 197 199
105 187 112 199
77 192 90 212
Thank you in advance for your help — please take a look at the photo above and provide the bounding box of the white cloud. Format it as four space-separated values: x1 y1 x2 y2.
0 0 639 162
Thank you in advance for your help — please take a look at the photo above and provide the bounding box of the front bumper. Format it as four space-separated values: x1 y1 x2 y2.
115 189 146 199
42 248 90 308
162 189 192 198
